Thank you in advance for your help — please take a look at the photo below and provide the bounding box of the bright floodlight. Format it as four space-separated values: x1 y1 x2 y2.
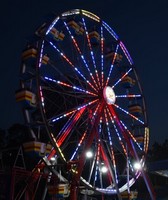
86 150 93 158
50 156 56 161
101 166 108 173
133 162 142 170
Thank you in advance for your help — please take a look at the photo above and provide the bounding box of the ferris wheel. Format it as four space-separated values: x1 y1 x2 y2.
17 9 150 199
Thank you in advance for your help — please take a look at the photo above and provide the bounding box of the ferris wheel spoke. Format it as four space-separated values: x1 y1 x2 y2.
41 76 92 100
113 103 144 125
116 94 142 98
63 20 99 91
74 100 105 182
49 99 98 123
106 106 144 175
90 102 103 124
47 58 90 91
88 117 115 187
107 116 137 178
102 143 118 187
82 17 101 89
57 109 86 147
48 41 97 93
93 141 101 186
100 26 104 89
112 68 132 89
56 114 75 142
105 43 120 87
104 109 119 184
45 109 87 161
113 122 128 157
106 108 128 161
120 120 143 152
42 86 88 99
70 131 87 160
107 104 137 158
43 76 98 97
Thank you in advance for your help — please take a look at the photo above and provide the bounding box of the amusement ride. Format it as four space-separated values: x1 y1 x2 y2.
3 9 156 200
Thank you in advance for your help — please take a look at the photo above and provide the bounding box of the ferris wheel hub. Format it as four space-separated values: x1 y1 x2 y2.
103 86 116 105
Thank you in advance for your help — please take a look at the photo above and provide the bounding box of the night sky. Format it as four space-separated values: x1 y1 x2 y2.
1 0 168 145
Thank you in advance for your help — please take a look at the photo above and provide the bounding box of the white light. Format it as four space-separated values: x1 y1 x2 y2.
101 166 108 173
86 151 93 158
133 162 141 170
103 86 116 104
50 157 56 161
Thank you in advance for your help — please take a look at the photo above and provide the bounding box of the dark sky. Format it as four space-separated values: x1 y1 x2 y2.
1 0 168 145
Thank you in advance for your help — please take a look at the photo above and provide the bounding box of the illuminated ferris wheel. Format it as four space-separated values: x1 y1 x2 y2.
17 9 150 199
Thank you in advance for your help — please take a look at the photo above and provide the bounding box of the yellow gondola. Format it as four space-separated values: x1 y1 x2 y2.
88 31 100 44
105 51 123 63
22 47 49 64
23 141 52 157
135 136 144 143
122 76 136 88
35 23 65 41
48 184 70 198
128 104 142 115
35 22 46 36
50 27 65 41
121 190 138 199
67 20 84 35
15 89 36 107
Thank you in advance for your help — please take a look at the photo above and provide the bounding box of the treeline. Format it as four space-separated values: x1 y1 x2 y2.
148 140 168 161
0 123 168 162
0 124 30 148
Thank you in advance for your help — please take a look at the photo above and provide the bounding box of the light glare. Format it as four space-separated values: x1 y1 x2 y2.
101 166 108 173
86 151 93 158
133 162 141 170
